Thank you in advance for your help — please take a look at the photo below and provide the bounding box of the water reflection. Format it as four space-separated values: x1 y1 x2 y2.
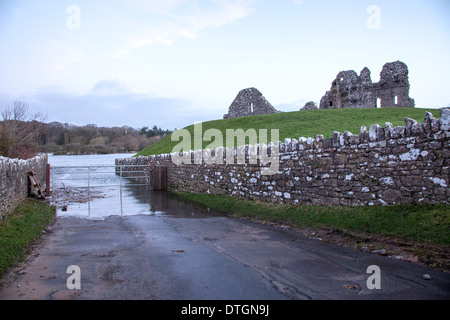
48 153 220 219
124 185 220 218
55 184 219 219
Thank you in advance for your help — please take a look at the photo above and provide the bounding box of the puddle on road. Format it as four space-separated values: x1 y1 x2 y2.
52 185 220 220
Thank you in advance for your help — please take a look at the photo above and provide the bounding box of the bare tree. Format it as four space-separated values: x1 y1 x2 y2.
0 101 46 159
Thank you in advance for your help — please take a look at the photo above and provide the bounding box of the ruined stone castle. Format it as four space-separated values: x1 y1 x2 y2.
319 60 415 109
223 61 415 118
223 87 279 119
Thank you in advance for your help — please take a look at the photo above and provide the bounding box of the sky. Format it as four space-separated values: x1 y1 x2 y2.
0 0 449 130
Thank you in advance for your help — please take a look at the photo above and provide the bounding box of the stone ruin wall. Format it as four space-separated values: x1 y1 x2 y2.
319 61 415 110
223 61 415 117
223 87 279 119
117 109 449 207
0 155 48 219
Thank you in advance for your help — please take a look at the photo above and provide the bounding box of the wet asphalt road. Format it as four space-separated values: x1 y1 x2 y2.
0 208 449 300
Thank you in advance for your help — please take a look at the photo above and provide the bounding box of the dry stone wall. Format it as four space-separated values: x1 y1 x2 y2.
117 109 449 206
0 155 48 219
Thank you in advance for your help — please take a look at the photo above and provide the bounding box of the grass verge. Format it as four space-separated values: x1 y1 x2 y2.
176 192 450 271
0 199 56 279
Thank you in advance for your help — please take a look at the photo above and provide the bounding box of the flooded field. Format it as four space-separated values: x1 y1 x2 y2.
48 153 215 219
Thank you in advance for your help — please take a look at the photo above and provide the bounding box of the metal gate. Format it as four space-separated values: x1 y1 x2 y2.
50 165 151 217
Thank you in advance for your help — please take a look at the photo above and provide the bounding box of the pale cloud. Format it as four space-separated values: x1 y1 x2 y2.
211 0 255 23
293 0 304 5
30 83 195 129
92 80 128 96
38 38 85 79
127 0 189 14
111 0 255 59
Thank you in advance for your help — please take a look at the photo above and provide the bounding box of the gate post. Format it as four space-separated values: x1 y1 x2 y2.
150 166 167 190
46 163 51 197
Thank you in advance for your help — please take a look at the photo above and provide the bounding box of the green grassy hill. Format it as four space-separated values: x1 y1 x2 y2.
136 107 441 157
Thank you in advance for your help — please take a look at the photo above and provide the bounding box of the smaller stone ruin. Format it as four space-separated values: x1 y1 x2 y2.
223 87 279 119
300 101 318 111
319 60 415 110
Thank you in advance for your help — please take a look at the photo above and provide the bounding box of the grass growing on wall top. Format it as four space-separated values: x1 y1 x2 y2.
136 107 441 157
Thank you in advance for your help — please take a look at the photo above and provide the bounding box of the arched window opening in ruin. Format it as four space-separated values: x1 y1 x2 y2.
250 102 254 113
394 96 398 105
329 101 333 107
376 98 381 108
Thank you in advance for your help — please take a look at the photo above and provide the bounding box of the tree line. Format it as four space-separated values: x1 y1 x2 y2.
0 101 173 159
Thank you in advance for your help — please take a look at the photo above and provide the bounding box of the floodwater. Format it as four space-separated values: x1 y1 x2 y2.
48 153 215 219
2 154 447 301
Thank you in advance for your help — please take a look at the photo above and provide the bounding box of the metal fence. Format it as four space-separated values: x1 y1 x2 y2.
51 165 149 189
50 165 151 217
